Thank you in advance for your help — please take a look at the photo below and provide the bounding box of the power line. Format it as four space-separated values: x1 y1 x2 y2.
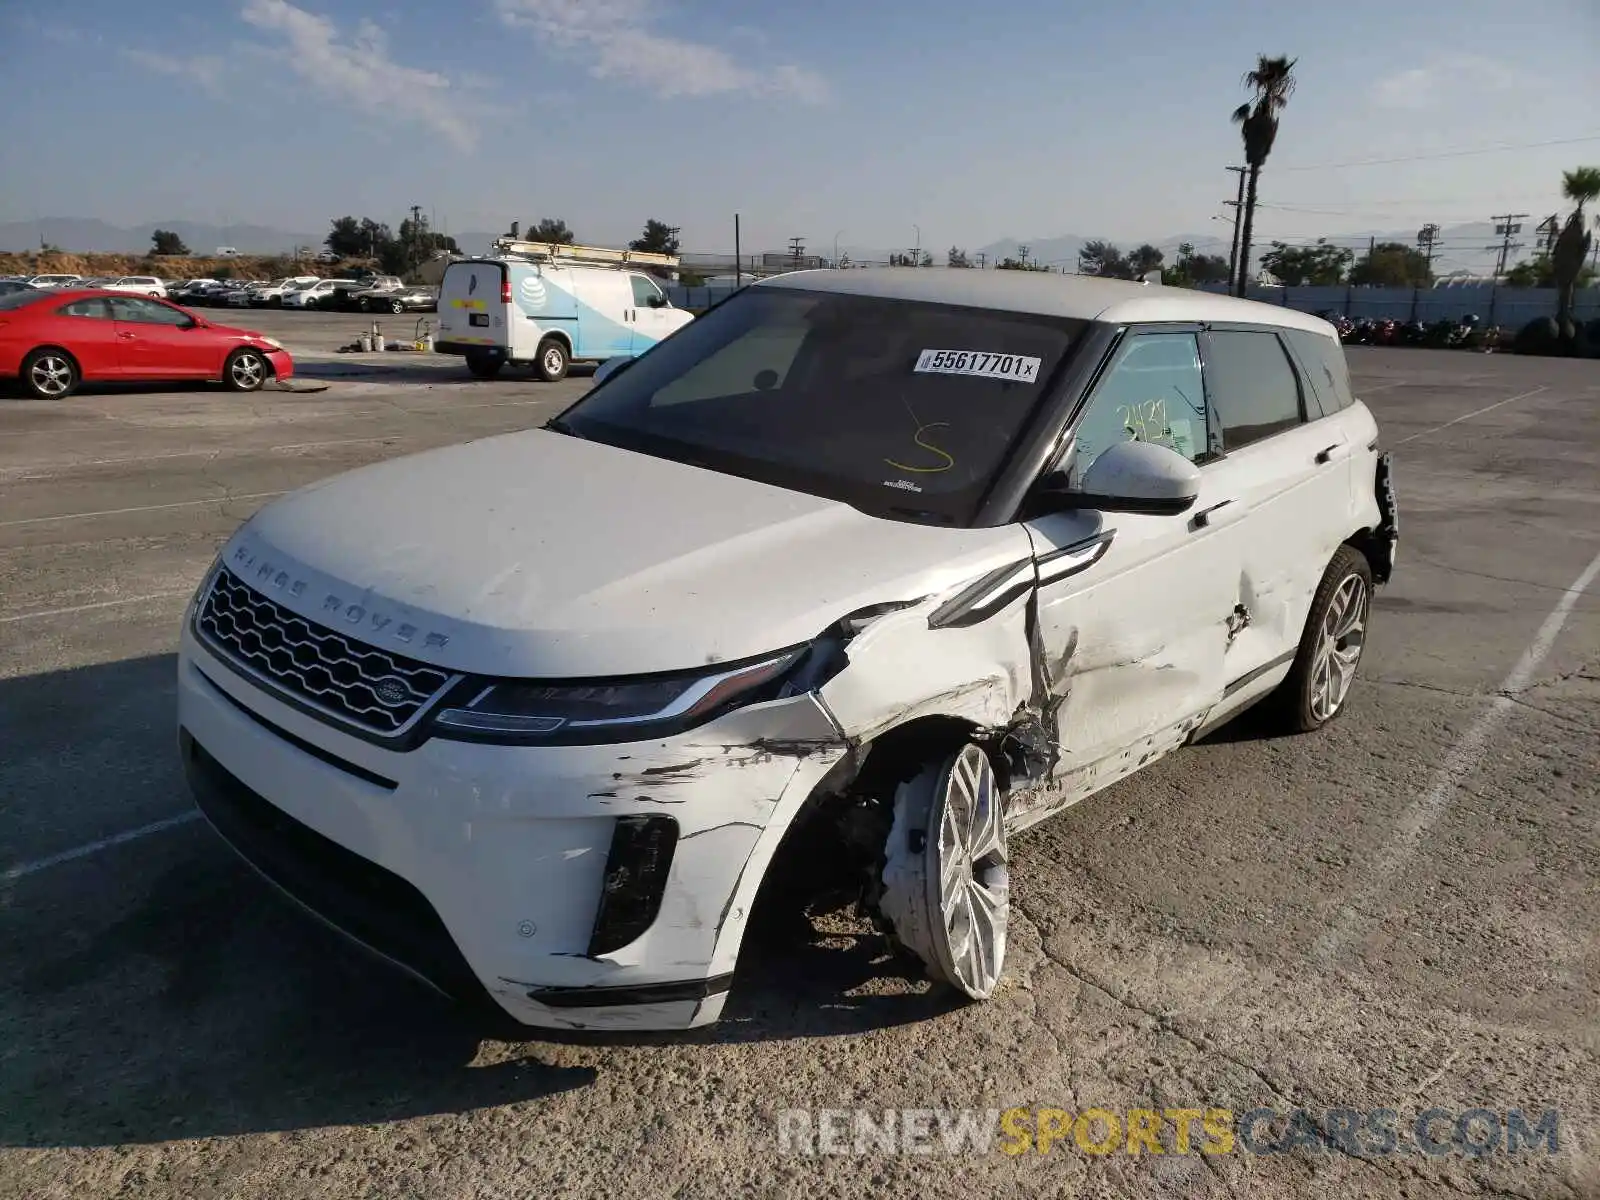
1275 133 1600 173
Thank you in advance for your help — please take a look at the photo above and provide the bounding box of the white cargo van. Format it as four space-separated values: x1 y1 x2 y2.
435 239 694 381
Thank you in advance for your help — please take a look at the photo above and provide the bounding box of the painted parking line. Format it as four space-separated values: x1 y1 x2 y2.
1314 543 1600 962
1 812 203 884
0 491 285 529
0 590 193 624
0 436 407 480
1394 386 1548 445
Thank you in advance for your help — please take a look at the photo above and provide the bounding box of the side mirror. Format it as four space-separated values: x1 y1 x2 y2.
1044 440 1200 516
647 294 666 308
593 356 635 386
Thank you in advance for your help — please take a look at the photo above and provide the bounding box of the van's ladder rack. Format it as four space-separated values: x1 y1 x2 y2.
489 239 679 269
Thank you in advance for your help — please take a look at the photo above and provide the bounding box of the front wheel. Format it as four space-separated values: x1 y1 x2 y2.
466 353 503 380
389 299 405 314
1268 544 1374 732
877 742 1010 1000
534 337 569 382
224 347 269 392
20 348 79 399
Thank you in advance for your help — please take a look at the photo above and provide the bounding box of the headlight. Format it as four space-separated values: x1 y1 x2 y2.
432 650 801 742
259 336 284 349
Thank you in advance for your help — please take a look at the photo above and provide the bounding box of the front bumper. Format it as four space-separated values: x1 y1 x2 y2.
176 627 849 1030
263 348 295 381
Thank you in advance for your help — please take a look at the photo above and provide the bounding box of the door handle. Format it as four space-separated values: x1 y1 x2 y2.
1315 442 1349 465
1191 499 1241 530
117 331 137 340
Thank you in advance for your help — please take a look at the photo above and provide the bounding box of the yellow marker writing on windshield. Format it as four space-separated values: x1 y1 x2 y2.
885 421 955 473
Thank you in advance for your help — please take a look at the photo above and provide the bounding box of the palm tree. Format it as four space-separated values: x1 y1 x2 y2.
1552 166 1599 338
1231 55 1297 297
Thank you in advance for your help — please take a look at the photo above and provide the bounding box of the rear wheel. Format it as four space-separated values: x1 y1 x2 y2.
466 353 503 380
877 742 1010 1000
224 347 269 392
534 337 570 382
20 348 79 399
389 299 405 314
1267 544 1373 732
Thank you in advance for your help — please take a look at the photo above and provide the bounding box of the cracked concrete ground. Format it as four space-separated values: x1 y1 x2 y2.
1 343 1597 1199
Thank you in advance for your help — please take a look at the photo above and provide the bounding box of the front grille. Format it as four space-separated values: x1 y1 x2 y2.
197 568 454 736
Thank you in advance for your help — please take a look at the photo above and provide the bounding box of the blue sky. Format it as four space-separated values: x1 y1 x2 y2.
1 0 1596 263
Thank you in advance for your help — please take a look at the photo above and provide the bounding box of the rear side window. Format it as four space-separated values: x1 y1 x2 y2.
58 298 111 318
1204 330 1304 451
1284 329 1355 415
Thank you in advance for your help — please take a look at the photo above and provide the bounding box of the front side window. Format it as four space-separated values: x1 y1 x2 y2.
1066 332 1208 482
1204 330 1304 451
556 287 1088 525
630 274 664 307
108 296 190 325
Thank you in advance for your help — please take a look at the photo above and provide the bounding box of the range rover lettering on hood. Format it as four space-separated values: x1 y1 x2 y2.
229 544 450 650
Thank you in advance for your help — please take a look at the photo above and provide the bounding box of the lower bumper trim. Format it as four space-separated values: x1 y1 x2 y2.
526 974 734 1009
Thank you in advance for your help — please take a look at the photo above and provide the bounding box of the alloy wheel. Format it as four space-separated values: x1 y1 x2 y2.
29 355 73 397
1310 573 1368 721
230 352 265 390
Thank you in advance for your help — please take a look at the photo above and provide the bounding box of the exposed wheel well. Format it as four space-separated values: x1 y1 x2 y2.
26 345 80 371
535 330 572 354
744 715 988 940
1343 527 1391 584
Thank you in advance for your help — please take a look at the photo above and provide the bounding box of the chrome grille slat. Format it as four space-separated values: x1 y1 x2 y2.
197 568 453 735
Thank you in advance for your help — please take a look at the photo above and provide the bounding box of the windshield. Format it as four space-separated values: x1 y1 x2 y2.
556 287 1087 525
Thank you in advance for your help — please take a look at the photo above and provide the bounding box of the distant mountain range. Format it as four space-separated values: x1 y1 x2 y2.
3 217 1523 276
0 218 504 259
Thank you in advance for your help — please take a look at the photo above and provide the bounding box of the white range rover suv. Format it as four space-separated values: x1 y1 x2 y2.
177 269 1397 1032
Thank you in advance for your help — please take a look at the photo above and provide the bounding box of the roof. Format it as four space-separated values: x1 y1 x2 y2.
756 267 1338 336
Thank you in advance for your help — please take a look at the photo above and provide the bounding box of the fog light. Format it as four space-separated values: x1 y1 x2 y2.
587 815 678 956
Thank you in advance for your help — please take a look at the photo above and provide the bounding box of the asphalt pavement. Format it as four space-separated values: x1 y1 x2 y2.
1 334 1596 1200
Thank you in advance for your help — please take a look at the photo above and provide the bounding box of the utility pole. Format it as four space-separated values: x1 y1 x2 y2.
734 214 742 286
1487 213 1527 278
789 236 805 270
1225 165 1246 293
1017 243 1031 269
1535 214 1559 253
1417 224 1441 272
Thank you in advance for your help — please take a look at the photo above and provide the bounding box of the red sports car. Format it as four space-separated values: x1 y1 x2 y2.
0 288 294 399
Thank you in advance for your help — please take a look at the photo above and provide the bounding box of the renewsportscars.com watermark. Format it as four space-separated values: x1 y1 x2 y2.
776 1106 1561 1158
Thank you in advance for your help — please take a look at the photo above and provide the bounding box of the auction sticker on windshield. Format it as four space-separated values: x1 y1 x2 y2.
914 349 1042 382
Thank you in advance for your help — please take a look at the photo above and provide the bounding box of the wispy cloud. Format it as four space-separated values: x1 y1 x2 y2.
493 0 830 104
239 0 479 149
1373 55 1521 110
122 49 226 93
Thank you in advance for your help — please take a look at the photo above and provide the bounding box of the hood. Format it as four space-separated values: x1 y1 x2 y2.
228 429 1028 677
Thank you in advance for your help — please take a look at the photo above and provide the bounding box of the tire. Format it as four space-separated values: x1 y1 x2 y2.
223 347 269 392
20 347 79 399
876 742 1010 1000
534 337 570 382
390 299 405 314
466 353 503 380
1267 544 1374 732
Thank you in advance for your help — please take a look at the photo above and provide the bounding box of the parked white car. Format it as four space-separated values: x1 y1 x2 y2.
177 269 1397 1032
281 279 340 308
25 274 83 288
247 276 320 306
104 276 168 298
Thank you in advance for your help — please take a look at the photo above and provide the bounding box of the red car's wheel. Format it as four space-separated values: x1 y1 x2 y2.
224 348 269 392
20 347 79 399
